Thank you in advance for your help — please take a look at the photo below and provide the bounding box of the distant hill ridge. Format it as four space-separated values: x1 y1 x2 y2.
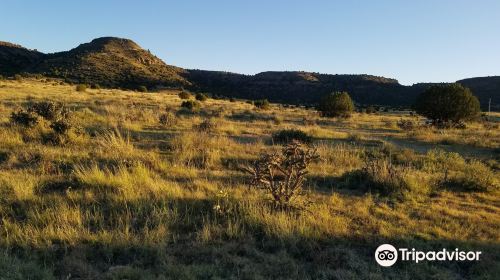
0 37 498 109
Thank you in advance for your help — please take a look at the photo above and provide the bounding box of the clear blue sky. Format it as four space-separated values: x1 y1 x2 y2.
2 0 499 85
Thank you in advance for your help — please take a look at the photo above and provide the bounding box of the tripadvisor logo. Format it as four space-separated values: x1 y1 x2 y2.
374 244 482 267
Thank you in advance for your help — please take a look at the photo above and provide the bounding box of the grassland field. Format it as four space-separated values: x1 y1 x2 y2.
0 78 498 279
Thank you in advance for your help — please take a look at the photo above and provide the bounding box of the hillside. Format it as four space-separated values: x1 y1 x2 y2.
0 41 43 76
458 76 500 110
187 70 418 106
1 37 190 89
0 37 498 109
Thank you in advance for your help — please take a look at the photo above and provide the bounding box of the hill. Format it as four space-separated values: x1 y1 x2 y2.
1 37 189 89
0 37 498 109
458 76 500 111
0 41 43 76
187 70 418 106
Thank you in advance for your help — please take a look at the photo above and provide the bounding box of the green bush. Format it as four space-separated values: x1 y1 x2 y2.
90 83 101 89
195 93 208 101
180 100 200 111
76 84 87 92
14 74 22 81
178 91 192 99
272 129 312 144
415 84 480 125
138 86 148 92
360 158 429 201
447 160 498 192
317 92 354 118
254 99 270 109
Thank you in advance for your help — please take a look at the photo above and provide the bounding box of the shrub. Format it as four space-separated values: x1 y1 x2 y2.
415 84 480 125
365 106 376 114
14 74 22 81
422 149 465 179
317 92 354 118
272 129 312 144
49 119 72 135
159 112 177 127
10 110 38 127
254 99 270 109
195 118 217 133
76 84 87 92
30 101 68 121
447 160 498 192
138 86 148 92
180 100 200 111
360 158 428 201
195 93 208 101
45 119 74 145
229 97 236 102
178 91 192 99
0 74 4 80
244 141 319 210
90 83 101 89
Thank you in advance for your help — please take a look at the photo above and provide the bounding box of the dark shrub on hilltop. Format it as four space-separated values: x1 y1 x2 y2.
138 85 148 92
365 106 376 114
178 91 192 99
195 93 208 101
415 84 480 125
254 99 270 109
317 92 354 118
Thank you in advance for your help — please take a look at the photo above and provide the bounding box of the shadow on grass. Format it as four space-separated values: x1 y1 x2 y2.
2 182 499 279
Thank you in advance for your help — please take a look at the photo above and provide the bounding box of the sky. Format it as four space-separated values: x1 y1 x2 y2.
1 0 499 85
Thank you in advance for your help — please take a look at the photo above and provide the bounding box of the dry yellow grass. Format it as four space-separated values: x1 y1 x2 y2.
0 78 498 279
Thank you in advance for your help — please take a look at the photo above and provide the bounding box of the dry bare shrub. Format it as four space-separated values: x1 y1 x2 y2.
195 118 218 133
245 141 319 210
